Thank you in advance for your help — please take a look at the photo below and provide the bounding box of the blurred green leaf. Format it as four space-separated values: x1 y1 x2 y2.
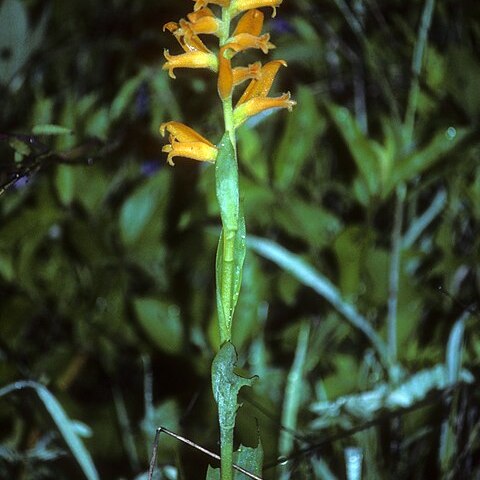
133 298 183 355
274 195 342 248
120 171 170 245
110 73 145 122
274 86 323 190
325 102 384 198
391 127 469 186
32 124 73 136
248 235 389 364
55 165 75 206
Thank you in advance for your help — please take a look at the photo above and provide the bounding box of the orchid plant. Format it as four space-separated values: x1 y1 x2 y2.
157 1 294 478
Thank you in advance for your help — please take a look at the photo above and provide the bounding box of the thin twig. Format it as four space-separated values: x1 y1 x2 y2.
147 426 263 480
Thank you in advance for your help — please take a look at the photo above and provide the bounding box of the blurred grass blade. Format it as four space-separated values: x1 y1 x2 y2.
247 235 389 364
279 321 310 464
36 384 99 480
0 381 99 480
446 313 466 383
344 447 363 480
440 313 467 472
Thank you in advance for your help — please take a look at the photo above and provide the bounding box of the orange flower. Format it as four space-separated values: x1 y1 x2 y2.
160 122 218 166
225 10 275 55
234 60 295 127
163 49 218 79
229 0 283 18
186 8 223 36
233 9 264 37
236 59 286 104
232 61 261 85
163 20 211 53
217 46 234 100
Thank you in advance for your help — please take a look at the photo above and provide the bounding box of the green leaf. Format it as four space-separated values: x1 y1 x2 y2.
55 165 75 206
231 253 265 351
233 442 264 480
215 209 246 342
133 298 183 355
247 235 389 365
215 132 239 232
274 195 341 248
206 465 221 480
110 73 145 121
274 86 323 190
391 127 468 186
8 136 31 156
237 127 268 183
325 102 384 197
279 322 310 457
206 441 263 480
120 171 169 245
32 124 73 136
212 342 257 432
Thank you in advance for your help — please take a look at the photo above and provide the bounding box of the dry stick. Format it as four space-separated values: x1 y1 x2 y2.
147 426 263 480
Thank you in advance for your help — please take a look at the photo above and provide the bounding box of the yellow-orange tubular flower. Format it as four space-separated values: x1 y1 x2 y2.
160 122 218 166
234 60 295 127
226 9 274 55
217 46 234 100
232 61 262 86
163 49 218 79
186 8 223 36
229 0 283 18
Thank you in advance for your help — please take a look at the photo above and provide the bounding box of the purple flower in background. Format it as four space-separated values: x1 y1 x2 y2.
141 160 161 177
135 82 150 117
271 17 295 34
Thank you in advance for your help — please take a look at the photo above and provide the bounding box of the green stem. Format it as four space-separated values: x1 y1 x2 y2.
217 7 238 480
220 426 234 480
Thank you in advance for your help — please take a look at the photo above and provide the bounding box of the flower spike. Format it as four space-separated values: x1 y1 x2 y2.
160 122 217 166
162 0 293 165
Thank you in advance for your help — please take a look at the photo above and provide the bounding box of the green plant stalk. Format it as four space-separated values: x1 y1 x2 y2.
217 8 238 480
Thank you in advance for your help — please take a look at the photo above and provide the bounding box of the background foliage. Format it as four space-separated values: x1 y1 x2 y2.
1 0 479 479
